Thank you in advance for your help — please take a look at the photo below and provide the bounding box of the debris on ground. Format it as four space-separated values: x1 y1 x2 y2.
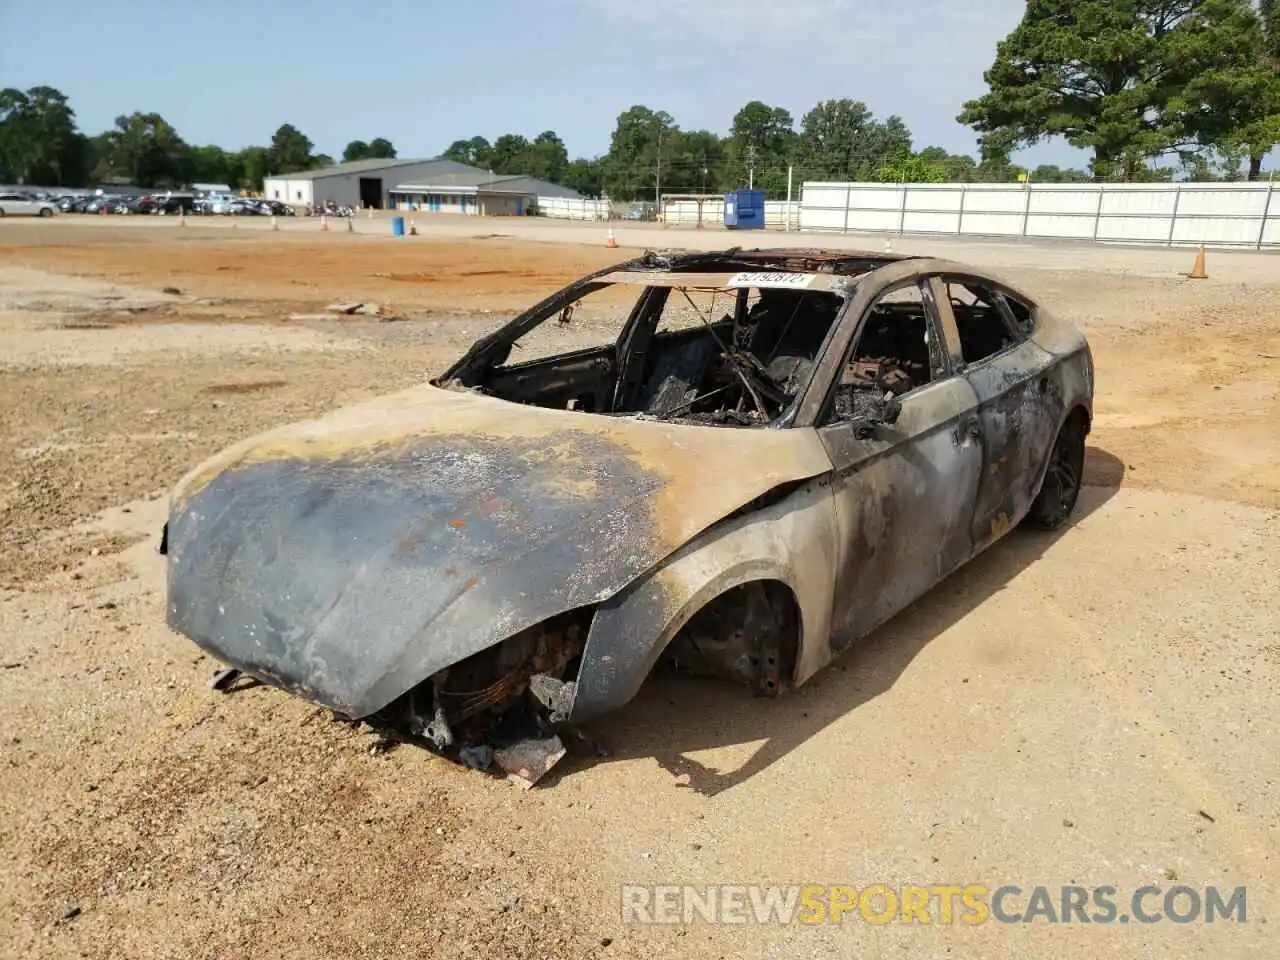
325 302 363 315
494 736 567 789
459 744 495 771
58 904 81 922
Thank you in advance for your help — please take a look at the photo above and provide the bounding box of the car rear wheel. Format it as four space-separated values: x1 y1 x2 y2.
1025 415 1086 530
39 207 53 217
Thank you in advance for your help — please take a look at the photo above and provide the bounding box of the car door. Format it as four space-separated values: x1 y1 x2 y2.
813 275 985 652
0 194 32 215
935 274 1061 549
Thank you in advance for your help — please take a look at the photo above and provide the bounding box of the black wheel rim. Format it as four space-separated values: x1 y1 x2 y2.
1044 427 1083 515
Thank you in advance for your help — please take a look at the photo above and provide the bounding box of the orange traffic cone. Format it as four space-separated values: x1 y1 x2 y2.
1188 245 1207 280
606 227 618 249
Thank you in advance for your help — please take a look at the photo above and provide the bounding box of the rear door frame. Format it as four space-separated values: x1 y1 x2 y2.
799 262 986 649
931 270 1059 547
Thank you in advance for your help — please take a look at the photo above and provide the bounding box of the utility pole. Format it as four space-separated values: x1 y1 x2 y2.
786 165 793 231
700 153 707 195
747 144 756 190
655 128 662 221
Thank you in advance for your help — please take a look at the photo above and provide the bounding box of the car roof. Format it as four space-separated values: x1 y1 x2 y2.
607 248 1028 303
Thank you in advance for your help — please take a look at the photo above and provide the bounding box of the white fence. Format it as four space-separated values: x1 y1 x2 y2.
534 195 801 229
800 181 1280 248
661 199 800 230
533 196 612 220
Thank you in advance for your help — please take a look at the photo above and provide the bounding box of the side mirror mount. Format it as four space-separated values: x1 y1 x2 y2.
880 393 903 425
850 391 902 439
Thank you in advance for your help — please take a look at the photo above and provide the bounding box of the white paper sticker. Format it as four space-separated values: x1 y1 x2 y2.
725 271 819 289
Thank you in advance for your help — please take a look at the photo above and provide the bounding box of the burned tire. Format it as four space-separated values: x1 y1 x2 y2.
1025 414 1086 531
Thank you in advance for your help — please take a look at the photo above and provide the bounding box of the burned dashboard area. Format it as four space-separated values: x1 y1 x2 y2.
434 250 902 428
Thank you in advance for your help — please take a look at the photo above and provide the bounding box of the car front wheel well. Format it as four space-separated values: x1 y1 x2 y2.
657 579 800 697
1063 404 1091 436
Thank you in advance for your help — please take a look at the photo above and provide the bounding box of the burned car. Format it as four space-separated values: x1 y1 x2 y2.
162 248 1092 778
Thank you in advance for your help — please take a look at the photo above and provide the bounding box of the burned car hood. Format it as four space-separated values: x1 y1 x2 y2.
164 385 833 718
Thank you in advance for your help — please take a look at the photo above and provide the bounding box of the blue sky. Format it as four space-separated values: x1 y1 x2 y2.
4 0 1089 168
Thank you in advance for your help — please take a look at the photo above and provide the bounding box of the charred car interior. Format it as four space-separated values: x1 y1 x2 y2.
436 249 925 428
166 248 1093 787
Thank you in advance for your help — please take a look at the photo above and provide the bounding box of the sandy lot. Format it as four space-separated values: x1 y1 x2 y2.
1 219 1277 959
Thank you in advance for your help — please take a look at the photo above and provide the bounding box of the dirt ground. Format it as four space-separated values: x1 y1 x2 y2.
1 220 1277 959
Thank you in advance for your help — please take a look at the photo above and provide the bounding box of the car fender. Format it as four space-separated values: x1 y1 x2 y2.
568 477 840 721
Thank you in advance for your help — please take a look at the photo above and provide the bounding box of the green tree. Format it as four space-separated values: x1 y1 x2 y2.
603 105 675 201
917 146 980 181
367 137 396 159
189 144 233 185
1178 0 1280 178
442 136 493 167
489 133 532 174
97 112 191 187
876 155 950 182
793 99 912 181
1030 163 1092 182
725 100 796 196
524 131 568 182
0 86 88 185
240 148 270 189
342 137 397 162
661 129 728 194
959 0 1269 181
269 123 314 174
561 157 604 196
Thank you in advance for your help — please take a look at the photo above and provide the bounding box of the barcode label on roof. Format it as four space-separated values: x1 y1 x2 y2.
725 272 820 289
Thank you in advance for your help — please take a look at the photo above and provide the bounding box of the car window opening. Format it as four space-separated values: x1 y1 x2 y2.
453 278 848 427
830 281 935 423
946 280 1024 363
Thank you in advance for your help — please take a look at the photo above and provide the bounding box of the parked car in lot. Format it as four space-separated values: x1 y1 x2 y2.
227 198 266 216
162 248 1093 781
0 192 56 217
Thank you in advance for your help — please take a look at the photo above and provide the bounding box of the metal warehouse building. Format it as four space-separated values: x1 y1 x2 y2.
263 157 487 210
389 172 583 216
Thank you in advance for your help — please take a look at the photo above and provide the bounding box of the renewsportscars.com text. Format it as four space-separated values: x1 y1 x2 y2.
621 883 1247 926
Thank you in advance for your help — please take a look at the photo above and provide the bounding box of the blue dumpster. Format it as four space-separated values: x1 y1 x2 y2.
724 189 765 230
391 216 405 236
